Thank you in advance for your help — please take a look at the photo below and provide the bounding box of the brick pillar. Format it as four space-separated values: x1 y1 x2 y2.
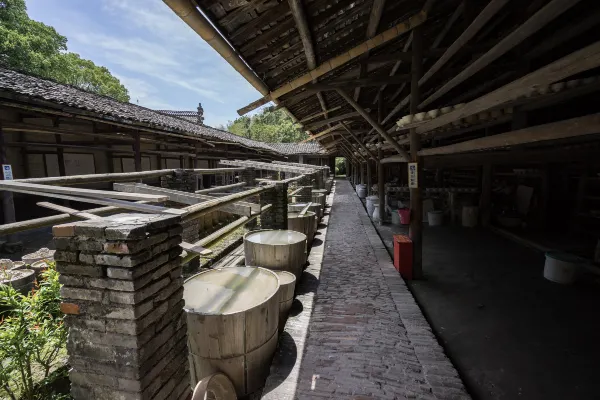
161 169 196 193
260 182 288 230
53 213 190 400
293 174 312 204
241 167 256 187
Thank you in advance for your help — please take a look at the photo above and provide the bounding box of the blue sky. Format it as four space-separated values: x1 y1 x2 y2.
26 0 264 128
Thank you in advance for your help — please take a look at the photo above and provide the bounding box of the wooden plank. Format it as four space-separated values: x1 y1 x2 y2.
337 89 409 160
15 169 175 185
195 182 246 194
0 180 168 202
4 187 183 215
36 202 101 220
298 202 311 217
113 183 255 216
237 11 428 115
418 113 600 156
220 160 317 173
416 39 600 134
420 0 582 108
419 0 509 86
180 241 212 256
183 186 270 220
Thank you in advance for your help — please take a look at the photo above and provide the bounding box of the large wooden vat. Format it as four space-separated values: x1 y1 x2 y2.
287 211 317 246
311 193 326 211
184 267 280 397
273 270 296 333
244 230 307 278
288 202 322 220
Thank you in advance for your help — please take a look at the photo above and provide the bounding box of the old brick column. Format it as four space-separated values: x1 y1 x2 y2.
161 169 196 193
240 167 256 187
53 213 190 400
260 182 288 230
293 174 312 204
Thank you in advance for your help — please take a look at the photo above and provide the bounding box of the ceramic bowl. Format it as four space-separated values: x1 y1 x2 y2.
537 85 550 95
414 112 426 122
550 82 565 92
427 109 440 119
566 79 580 89
440 106 453 114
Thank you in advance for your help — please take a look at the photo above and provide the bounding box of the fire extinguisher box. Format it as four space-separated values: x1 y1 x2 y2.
393 234 413 280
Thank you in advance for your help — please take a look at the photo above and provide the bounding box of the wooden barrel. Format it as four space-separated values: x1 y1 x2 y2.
244 230 307 278
311 193 326 211
273 271 296 333
289 202 322 220
184 267 280 397
287 211 317 246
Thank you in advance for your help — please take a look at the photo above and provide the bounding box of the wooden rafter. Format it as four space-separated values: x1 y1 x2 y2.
419 0 582 108
237 10 428 115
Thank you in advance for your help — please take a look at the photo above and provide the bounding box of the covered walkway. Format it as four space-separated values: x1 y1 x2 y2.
263 179 469 399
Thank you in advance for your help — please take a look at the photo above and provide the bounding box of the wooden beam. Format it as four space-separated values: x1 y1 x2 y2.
133 131 142 172
336 89 409 160
420 0 509 87
299 106 342 123
304 111 360 130
340 122 376 160
182 186 269 221
15 169 175 185
113 183 256 216
0 180 168 202
301 123 343 142
355 0 387 100
36 202 101 220
409 25 424 279
416 39 600 134
418 113 600 156
305 74 412 93
237 11 428 115
420 0 582 108
194 182 246 194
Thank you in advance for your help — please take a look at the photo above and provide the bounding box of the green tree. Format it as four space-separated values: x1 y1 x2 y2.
0 0 129 102
226 106 308 143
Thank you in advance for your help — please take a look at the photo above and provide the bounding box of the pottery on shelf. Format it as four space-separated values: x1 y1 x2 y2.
566 79 580 89
537 85 550 95
453 103 465 110
427 109 440 119
414 112 427 122
440 106 453 114
582 76 597 85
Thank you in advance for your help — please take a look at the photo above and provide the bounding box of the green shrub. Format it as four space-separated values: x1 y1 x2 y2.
0 263 68 400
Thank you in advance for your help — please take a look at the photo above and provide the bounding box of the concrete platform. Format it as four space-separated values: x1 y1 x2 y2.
374 211 600 400
262 179 468 400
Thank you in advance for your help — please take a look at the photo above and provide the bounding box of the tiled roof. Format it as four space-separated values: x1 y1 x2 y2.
156 110 199 124
269 142 327 155
0 69 325 156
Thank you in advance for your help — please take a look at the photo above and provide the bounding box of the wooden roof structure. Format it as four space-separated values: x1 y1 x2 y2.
166 0 600 160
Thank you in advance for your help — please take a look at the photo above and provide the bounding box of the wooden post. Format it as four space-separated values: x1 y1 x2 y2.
156 145 163 170
0 123 16 237
378 147 385 221
179 155 185 169
409 26 424 279
55 135 66 177
480 163 492 226
133 131 142 172
366 160 372 195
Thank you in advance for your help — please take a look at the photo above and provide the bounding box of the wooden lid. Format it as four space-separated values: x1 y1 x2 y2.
245 230 306 245
184 267 279 315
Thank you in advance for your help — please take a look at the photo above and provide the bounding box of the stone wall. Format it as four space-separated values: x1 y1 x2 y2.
53 213 190 400
260 182 288 230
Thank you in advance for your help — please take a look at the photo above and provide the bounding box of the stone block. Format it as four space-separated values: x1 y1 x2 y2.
56 263 104 277
54 250 79 263
102 232 169 255
61 287 104 302
106 252 169 280
108 277 170 305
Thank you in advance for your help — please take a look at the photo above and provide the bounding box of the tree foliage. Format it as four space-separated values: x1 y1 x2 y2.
225 106 308 143
0 0 129 102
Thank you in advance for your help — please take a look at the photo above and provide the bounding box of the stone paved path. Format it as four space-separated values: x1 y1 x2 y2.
262 179 469 400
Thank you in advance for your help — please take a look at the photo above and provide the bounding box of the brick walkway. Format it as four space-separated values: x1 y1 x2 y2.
263 179 469 400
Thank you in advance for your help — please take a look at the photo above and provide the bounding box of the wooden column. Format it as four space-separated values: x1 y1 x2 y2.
55 135 66 176
0 123 16 234
409 26 424 279
479 163 492 226
156 145 163 170
133 131 142 172
366 160 372 195
179 155 185 169
378 147 385 221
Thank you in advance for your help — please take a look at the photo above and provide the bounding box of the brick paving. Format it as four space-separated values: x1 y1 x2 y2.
262 179 469 400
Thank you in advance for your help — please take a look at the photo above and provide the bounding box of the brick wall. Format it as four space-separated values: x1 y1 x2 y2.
53 213 190 400
160 169 197 193
259 183 288 230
